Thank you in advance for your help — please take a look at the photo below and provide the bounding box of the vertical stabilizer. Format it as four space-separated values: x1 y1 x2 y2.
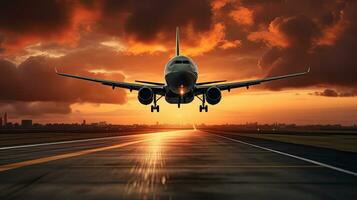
176 27 180 56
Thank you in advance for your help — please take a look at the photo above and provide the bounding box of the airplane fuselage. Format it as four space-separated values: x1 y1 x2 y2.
164 55 198 104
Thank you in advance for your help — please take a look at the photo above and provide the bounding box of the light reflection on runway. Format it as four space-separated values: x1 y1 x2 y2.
125 131 188 199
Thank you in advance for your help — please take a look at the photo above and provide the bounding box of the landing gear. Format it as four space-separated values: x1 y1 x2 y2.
151 94 162 112
199 104 208 112
151 105 160 112
197 94 208 112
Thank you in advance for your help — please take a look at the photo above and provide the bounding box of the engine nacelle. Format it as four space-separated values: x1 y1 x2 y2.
206 87 221 105
138 87 154 105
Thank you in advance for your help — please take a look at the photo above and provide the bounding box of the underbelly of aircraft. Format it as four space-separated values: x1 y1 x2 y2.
165 71 197 94
165 90 194 104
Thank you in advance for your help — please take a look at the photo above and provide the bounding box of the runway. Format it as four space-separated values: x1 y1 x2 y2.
0 129 357 199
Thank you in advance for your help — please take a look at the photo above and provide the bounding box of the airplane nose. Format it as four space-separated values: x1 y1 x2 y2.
165 70 196 95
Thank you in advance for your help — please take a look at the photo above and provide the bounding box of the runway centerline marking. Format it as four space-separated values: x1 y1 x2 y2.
210 133 357 177
0 138 149 173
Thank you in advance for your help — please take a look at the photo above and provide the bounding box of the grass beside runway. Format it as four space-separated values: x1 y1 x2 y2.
229 133 357 153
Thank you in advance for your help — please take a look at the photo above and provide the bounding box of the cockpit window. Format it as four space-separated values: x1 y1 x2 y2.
171 60 190 65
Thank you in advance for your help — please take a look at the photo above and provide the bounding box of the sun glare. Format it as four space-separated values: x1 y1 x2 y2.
125 131 186 199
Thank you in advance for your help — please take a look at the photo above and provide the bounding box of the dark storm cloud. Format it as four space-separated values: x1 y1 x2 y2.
250 1 357 90
98 0 213 41
0 57 126 103
0 0 78 49
0 0 74 34
0 0 356 94
313 89 357 97
0 102 72 116
0 0 214 52
0 56 127 115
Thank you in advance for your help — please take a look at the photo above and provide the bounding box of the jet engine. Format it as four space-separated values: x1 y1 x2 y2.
206 87 221 105
138 87 154 105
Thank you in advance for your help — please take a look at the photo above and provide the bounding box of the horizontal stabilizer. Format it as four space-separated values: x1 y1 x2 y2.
135 80 165 86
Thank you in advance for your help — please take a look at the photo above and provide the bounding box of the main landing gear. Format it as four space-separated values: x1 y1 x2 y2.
197 94 208 112
151 94 163 112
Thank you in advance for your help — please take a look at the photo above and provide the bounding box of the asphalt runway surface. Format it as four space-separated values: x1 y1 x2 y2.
0 129 357 200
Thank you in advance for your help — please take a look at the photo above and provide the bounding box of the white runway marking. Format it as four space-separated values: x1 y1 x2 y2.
0 135 138 151
211 133 357 177
0 130 184 151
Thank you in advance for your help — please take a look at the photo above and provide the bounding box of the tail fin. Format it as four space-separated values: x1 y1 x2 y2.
176 27 180 56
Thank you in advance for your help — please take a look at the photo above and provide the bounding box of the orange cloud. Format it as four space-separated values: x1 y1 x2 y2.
315 11 349 46
220 40 241 49
101 39 168 55
230 6 254 26
248 17 290 48
183 23 240 56
211 0 234 10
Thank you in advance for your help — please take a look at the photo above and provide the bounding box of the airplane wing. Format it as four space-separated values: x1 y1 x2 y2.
196 68 310 92
55 69 165 94
196 80 227 85
135 80 165 86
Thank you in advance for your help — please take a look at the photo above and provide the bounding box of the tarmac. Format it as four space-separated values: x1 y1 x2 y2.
0 129 356 199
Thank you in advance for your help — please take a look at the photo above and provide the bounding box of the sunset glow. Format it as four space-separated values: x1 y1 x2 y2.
0 0 356 125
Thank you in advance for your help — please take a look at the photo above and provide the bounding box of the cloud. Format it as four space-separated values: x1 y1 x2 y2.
0 56 127 115
248 15 319 48
0 0 356 95
96 0 213 42
230 6 254 26
313 88 357 97
248 1 357 90
0 0 80 52
0 101 72 116
183 23 237 56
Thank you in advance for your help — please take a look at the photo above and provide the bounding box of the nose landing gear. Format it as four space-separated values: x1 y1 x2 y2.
199 104 208 112
151 105 160 112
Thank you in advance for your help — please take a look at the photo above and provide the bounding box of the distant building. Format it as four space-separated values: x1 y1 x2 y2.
82 120 86 125
21 120 33 128
98 121 107 126
4 112 7 127
0 117 2 128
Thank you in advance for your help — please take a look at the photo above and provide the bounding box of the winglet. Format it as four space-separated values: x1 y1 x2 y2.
307 67 311 73
176 27 180 56
54 67 58 74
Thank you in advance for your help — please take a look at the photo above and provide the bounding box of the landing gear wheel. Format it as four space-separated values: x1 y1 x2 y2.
198 94 208 112
199 105 208 112
151 105 160 112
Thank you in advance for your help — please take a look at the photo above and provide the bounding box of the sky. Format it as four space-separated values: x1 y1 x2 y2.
0 0 356 125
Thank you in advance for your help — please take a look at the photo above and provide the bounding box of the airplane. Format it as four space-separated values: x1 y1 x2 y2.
56 27 310 112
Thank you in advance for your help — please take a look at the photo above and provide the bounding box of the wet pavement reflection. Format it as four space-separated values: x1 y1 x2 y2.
125 131 184 199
